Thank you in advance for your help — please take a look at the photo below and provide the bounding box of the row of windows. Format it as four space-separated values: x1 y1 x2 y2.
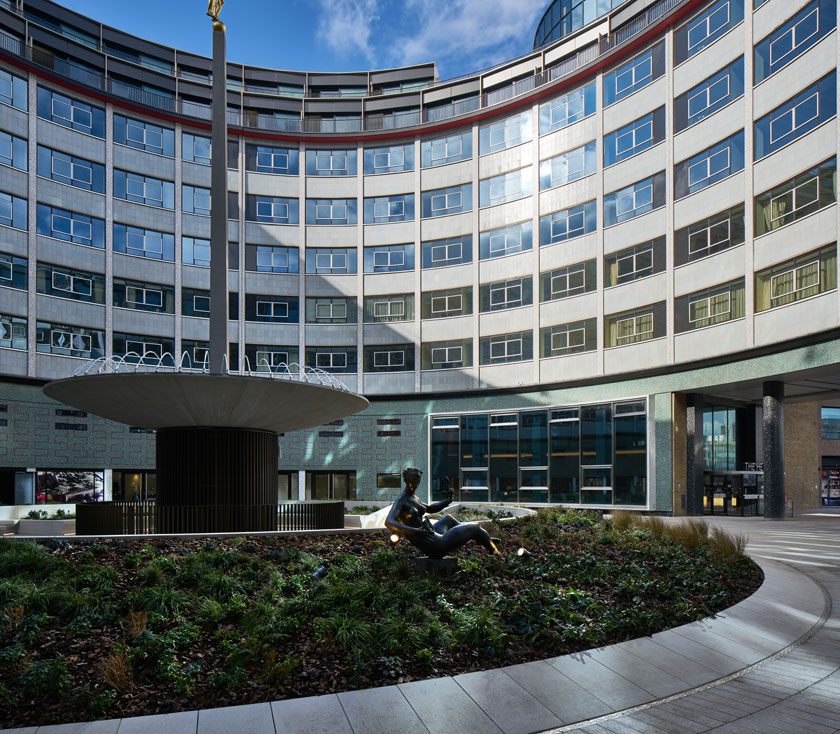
2 239 834 366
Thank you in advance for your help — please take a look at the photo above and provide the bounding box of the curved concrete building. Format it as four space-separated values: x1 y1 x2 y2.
0 0 838 515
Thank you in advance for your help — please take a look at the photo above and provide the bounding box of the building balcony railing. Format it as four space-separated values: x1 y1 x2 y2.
0 0 688 134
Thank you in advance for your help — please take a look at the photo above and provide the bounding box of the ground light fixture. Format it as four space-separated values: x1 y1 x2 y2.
390 534 400 544
312 565 329 580
516 547 534 559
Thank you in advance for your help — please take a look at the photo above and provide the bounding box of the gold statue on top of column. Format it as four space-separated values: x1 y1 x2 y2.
207 0 224 22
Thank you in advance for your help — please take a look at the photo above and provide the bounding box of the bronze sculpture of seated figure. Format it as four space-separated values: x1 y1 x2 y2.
385 468 499 559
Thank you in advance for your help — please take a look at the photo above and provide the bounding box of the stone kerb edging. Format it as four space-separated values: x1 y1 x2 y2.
0 553 827 733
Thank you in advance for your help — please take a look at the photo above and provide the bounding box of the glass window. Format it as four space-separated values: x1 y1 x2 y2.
305 149 357 176
674 0 744 64
821 407 840 439
245 144 299 175
422 287 472 319
113 223 174 261
0 252 27 290
183 133 211 165
540 200 597 246
37 145 104 193
541 319 597 357
479 112 531 154
0 69 27 111
364 144 414 174
604 172 665 226
305 248 357 274
363 244 414 273
604 108 664 166
305 297 356 324
364 294 414 322
247 244 299 273
113 333 175 364
479 221 533 260
675 131 745 199
113 278 174 313
421 132 472 167
182 288 210 318
480 277 532 312
364 194 414 223
37 204 104 248
37 262 105 304
604 237 665 286
479 167 532 208
421 235 472 269
539 82 596 135
480 331 533 365
603 42 664 105
305 347 357 373
246 195 299 224
36 321 104 358
244 345 299 372
182 184 211 215
539 142 596 190
114 114 174 156
182 237 211 267
754 72 836 160
363 344 414 372
754 157 836 236
246 295 298 323
421 339 473 369
605 303 666 346
540 260 596 301
755 244 836 311
0 131 27 171
36 87 105 137
676 278 745 332
0 313 27 350
305 198 357 225
675 58 744 132
421 183 472 218
675 203 745 265
113 170 174 208
0 192 27 231
754 0 835 83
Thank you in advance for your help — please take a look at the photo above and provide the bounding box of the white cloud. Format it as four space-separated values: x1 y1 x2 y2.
386 0 546 75
316 0 382 62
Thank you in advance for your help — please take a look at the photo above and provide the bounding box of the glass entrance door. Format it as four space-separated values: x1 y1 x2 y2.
309 471 356 500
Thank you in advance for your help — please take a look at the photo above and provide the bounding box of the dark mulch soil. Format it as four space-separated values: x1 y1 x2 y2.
0 510 763 729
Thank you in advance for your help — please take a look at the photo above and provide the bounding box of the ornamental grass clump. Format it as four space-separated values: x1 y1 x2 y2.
611 510 641 532
98 650 133 693
642 515 666 539
709 526 748 559
666 518 709 549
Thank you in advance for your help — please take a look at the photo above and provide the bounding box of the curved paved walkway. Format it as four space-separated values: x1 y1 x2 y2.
3 510 839 734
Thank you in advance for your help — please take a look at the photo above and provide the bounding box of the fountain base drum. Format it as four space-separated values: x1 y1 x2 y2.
43 361 369 534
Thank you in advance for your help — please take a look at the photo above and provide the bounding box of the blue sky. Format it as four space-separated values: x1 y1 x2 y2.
58 0 548 81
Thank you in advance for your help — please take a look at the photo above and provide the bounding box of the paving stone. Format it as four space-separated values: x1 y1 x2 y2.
670 626 765 665
36 722 120 734
271 694 352 734
336 686 427 734
618 637 719 688
454 668 561 734
116 711 198 734
197 702 274 734
502 660 611 724
546 652 652 711
587 645 689 698
398 677 503 734
647 630 743 676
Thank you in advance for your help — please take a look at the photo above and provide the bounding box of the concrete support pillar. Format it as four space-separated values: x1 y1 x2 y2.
685 393 705 516
208 23 229 375
763 380 785 519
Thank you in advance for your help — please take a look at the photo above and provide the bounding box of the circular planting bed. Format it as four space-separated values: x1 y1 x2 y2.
0 508 762 729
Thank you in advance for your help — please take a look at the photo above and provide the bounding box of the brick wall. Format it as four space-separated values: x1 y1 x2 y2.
783 401 821 510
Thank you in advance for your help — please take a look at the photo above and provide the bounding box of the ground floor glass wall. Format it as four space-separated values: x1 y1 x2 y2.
430 400 647 505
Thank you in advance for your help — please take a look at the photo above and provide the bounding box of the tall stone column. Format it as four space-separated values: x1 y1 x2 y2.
685 393 705 516
208 20 229 375
763 380 785 519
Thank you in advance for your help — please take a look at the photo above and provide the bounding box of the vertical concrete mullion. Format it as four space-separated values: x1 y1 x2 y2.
744 2 755 348
595 73 605 376
104 106 113 360
531 102 541 384
237 136 246 372
356 143 364 395
174 125 183 363
472 124 480 387
763 380 785 519
414 139 422 393
665 29 675 365
26 76 36 378
297 142 306 373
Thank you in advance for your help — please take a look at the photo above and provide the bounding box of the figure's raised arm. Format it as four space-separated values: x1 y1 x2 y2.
424 476 454 514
